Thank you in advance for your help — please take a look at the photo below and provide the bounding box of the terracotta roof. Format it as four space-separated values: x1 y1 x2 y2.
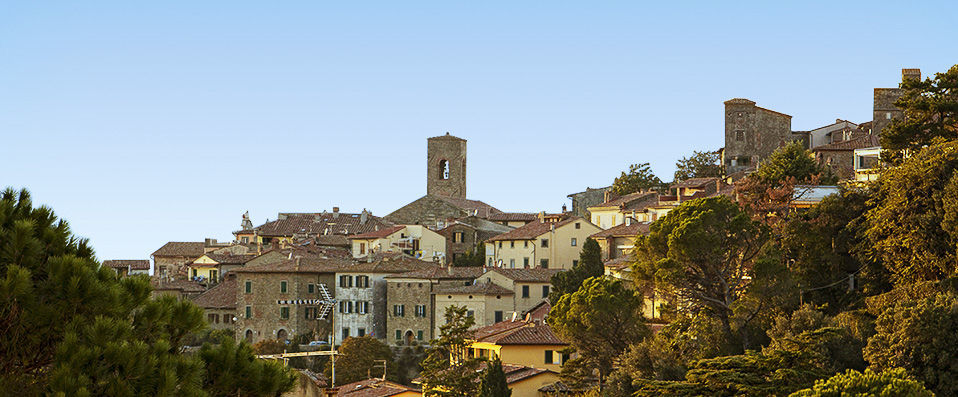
350 225 405 240
436 280 514 295
339 255 434 274
151 278 206 293
191 278 237 309
335 378 420 397
313 234 350 247
502 364 556 384
232 257 354 274
103 259 150 270
671 177 720 189
486 212 538 222
485 217 586 242
471 320 529 340
590 221 651 239
152 242 205 258
487 268 562 283
201 253 257 265
590 191 659 210
524 300 552 321
812 134 880 151
249 212 393 237
385 266 485 280
489 323 566 345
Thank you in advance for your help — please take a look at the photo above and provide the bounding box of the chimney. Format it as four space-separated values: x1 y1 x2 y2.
626 217 632 226
902 68 921 83
360 209 369 225
561 204 567 213
332 207 340 218
538 211 546 222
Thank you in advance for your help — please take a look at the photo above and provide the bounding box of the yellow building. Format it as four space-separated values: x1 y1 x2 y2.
587 191 659 228
468 301 569 373
475 268 560 316
589 219 650 261
187 252 256 284
350 225 447 263
485 216 601 270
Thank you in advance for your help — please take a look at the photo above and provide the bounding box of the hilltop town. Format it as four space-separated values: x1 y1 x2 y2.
83 68 925 395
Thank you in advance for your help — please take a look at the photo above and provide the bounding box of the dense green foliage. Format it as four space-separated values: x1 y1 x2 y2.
789 368 933 397
452 242 485 267
0 188 295 396
880 65 958 161
419 306 482 397
478 357 512 397
633 196 769 350
328 335 399 385
549 276 649 388
752 141 837 185
548 238 603 303
864 292 958 396
610 163 664 195
864 139 958 285
199 336 296 396
673 150 723 181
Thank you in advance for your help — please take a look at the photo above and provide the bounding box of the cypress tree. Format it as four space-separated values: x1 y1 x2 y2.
478 357 512 397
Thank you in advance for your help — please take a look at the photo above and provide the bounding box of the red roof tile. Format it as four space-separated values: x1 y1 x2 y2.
812 134 880 151
103 259 151 270
191 278 237 309
350 225 406 240
486 212 538 222
487 268 562 283
486 217 587 242
335 378 420 397
590 221 650 239
152 242 205 258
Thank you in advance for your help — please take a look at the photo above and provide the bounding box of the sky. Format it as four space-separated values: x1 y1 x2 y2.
1 1 956 261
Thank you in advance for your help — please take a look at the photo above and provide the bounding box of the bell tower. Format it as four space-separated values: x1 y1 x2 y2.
427 133 467 198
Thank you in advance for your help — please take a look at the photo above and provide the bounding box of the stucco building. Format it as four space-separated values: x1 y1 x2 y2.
437 216 513 264
590 220 650 261
433 280 515 338
484 216 601 270
385 266 485 344
349 225 447 263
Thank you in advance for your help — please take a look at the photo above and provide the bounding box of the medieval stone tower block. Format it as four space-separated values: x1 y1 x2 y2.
427 133 467 198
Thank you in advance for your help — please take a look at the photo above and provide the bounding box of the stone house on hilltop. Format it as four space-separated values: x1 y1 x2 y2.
385 266 485 344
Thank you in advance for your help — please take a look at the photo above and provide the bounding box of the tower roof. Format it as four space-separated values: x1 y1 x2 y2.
428 132 465 141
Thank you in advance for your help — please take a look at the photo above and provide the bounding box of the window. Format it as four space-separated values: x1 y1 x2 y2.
308 283 315 294
342 328 349 340
396 330 402 340
359 301 369 314
358 328 366 337
545 350 561 364
571 238 577 246
241 236 249 244
524 241 528 248
541 239 549 248
488 257 493 266
394 305 405 317
281 306 289 319
540 259 549 268
454 232 464 243
575 222 581 229
545 350 553 364
360 276 370 288
360 242 366 255
210 269 218 281
509 259 515 268
208 313 218 324
542 285 550 297
498 242 502 248
339 275 354 288
347 301 354 313
439 159 449 180
467 310 475 318
523 257 529 268
280 281 287 293
495 311 503 323
191 269 197 278
522 285 529 298
417 330 423 341
245 281 252 294
416 305 427 317
510 241 515 248
245 306 252 318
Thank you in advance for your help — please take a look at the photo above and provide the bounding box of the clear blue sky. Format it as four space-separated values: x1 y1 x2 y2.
2 1 956 261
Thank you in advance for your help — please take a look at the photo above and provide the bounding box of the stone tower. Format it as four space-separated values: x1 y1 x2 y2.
873 68 920 136
723 98 793 175
427 133 467 198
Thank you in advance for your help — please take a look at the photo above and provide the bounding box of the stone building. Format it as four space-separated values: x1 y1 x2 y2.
812 134 880 180
191 276 238 332
151 241 206 280
333 255 432 341
232 257 352 344
873 68 920 136
385 266 485 344
722 98 803 175
566 187 611 220
437 216 513 264
386 134 502 228
102 259 150 277
475 268 561 316
348 225 447 263
589 220 651 261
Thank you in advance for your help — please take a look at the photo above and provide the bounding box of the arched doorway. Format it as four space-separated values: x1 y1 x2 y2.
277 329 288 342
245 329 253 341
404 330 415 345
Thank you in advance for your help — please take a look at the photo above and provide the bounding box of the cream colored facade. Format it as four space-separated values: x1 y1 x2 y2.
476 271 552 315
433 290 514 337
470 341 568 373
188 254 221 282
484 218 601 270
351 225 446 263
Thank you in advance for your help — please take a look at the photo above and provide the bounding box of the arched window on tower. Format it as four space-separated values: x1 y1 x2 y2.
439 160 449 180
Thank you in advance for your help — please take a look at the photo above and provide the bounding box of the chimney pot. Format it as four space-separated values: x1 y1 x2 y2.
333 207 339 213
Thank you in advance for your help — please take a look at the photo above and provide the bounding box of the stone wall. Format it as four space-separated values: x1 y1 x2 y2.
385 195 468 227
724 98 793 174
386 278 432 345
567 187 610 219
235 272 335 344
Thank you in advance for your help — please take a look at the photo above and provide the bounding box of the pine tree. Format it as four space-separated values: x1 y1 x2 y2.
478 357 512 397
549 238 603 303
419 306 482 397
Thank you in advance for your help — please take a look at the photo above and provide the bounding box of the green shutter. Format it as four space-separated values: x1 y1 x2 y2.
281 281 287 293
396 330 402 340
245 281 251 293
245 306 251 318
